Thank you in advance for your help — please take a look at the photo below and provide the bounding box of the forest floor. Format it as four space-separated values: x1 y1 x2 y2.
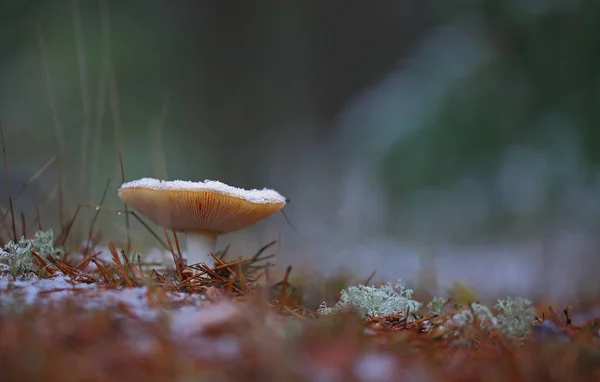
1 230 600 382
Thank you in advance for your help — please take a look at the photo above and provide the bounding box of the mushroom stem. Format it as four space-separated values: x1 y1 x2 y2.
185 230 219 265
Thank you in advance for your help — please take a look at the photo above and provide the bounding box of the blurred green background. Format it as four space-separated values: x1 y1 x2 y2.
1 0 600 300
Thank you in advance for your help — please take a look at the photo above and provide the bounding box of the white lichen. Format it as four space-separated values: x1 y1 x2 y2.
494 296 536 338
317 280 421 320
427 296 446 315
0 229 61 276
440 297 536 341
450 303 497 329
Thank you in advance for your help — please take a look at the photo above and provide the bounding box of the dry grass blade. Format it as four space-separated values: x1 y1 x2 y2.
121 249 145 283
0 120 17 242
90 258 113 283
57 204 81 248
0 156 57 225
280 207 297 233
135 253 145 278
182 256 248 295
79 204 169 251
84 179 110 255
151 93 169 180
35 202 42 231
107 25 124 161
218 244 230 260
71 0 92 200
164 229 184 283
276 265 293 312
242 241 277 274
173 231 183 261
56 156 66 232
363 269 377 286
20 212 26 239
182 257 252 286
209 251 250 284
249 240 277 263
237 262 250 294
118 151 131 255
89 0 110 203
37 23 72 235
30 250 55 276
108 241 134 287
36 27 66 156
45 255 95 283
74 250 102 270
129 211 170 250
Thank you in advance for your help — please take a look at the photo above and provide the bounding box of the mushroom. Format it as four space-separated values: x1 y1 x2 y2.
118 178 286 266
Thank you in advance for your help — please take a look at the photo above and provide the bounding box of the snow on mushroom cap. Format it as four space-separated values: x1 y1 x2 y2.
119 178 286 204
118 177 287 233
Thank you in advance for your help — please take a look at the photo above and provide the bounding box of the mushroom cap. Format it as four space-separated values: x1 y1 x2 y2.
118 178 287 233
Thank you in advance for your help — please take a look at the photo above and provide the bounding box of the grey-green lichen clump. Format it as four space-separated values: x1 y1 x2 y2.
0 229 61 277
443 297 536 340
319 279 537 340
426 296 446 316
494 297 536 338
317 279 421 320
450 302 497 329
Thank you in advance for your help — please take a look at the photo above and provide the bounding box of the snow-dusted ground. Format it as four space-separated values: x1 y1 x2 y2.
0 272 409 381
0 273 238 340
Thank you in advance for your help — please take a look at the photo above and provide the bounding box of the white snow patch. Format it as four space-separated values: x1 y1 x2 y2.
0 274 251 359
0 274 97 305
170 302 239 336
354 353 397 382
144 247 175 266
0 274 203 319
120 177 287 205
182 335 241 360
